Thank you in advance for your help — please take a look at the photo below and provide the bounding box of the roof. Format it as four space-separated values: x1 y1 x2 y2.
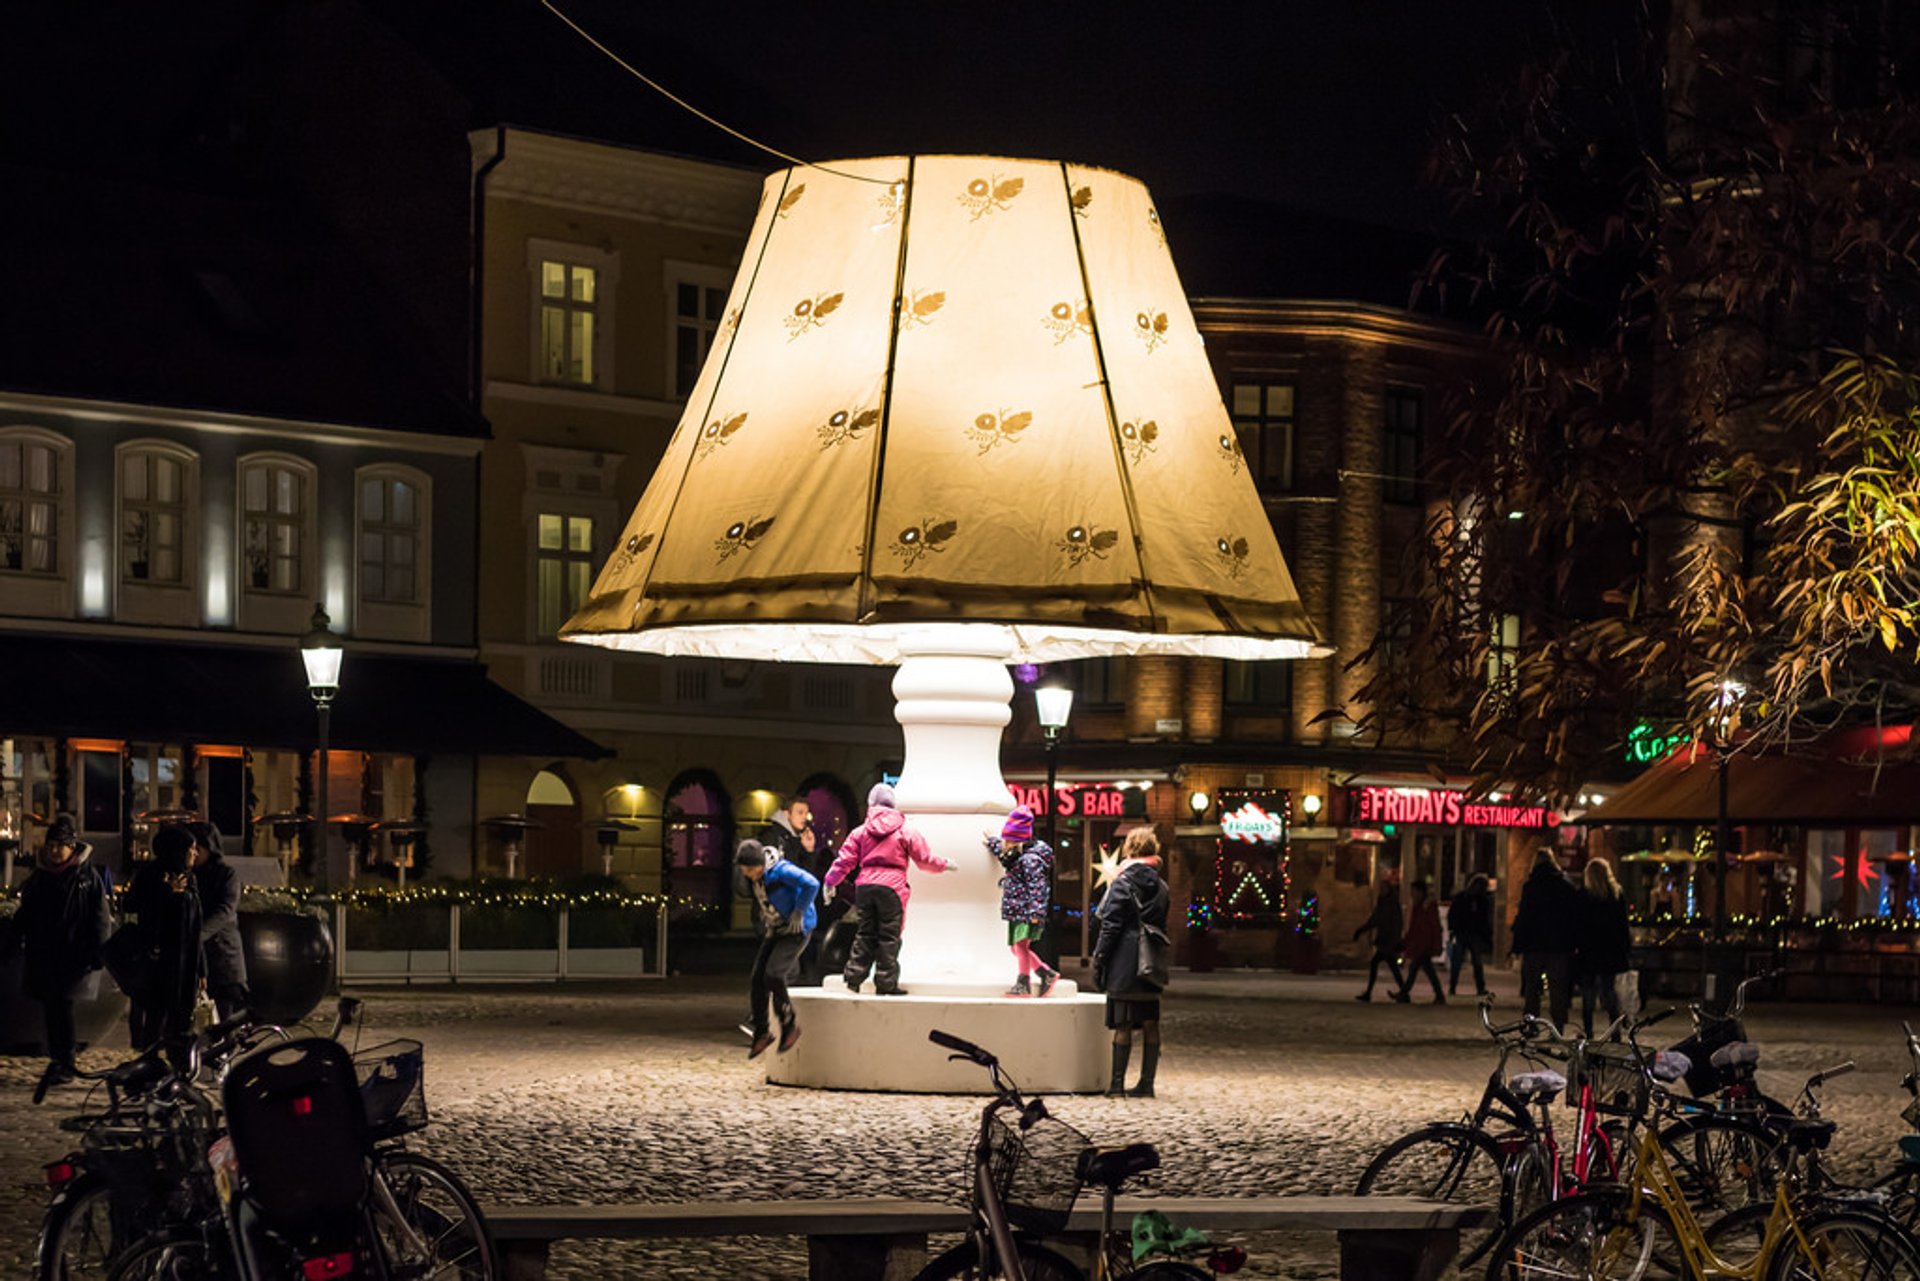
1588 730 1920 827
0 632 607 759
0 166 485 439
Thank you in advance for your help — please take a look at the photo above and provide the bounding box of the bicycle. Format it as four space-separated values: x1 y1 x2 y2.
915 1030 1227 1281
1486 1010 1920 1280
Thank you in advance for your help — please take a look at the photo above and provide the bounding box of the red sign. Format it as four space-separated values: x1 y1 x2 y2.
1352 786 1556 830
1007 783 1132 819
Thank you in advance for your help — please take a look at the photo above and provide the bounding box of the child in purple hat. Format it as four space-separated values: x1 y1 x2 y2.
985 806 1059 997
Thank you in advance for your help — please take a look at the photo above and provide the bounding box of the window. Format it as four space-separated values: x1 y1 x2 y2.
121 448 189 584
1231 383 1295 492
539 258 599 385
1224 660 1293 709
240 458 308 594
0 434 61 575
536 512 596 635
1076 657 1129 708
1488 613 1521 690
1384 388 1424 504
672 278 729 398
360 473 422 604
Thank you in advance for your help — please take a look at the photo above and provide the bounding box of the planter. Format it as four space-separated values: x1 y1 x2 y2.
0 954 128 1056
1290 935 1323 975
238 910 334 1026
1186 931 1219 973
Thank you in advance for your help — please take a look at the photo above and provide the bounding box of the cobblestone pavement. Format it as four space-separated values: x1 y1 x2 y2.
6 968 1918 1279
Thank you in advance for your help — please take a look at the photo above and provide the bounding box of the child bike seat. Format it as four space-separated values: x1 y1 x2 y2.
1508 1071 1567 1102
1710 1041 1761 1070
1081 1143 1160 1189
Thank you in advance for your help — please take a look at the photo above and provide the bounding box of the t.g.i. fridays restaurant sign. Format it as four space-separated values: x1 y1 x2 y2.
1350 786 1557 830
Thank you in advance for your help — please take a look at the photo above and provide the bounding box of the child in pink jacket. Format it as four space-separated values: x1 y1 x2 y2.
825 783 953 995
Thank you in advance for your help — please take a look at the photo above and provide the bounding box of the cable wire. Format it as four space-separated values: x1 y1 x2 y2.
538 0 892 184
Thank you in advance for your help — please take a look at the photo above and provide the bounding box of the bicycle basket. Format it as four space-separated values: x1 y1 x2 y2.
984 1108 1091 1234
353 1039 428 1139
1566 1041 1651 1117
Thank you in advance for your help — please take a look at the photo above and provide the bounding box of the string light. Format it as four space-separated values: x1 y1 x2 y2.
238 881 692 913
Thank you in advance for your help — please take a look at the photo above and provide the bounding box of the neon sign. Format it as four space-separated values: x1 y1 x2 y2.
1626 722 1691 765
1221 801 1286 844
1352 786 1556 830
1006 783 1139 819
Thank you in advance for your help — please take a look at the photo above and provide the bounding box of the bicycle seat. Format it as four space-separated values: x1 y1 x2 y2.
1786 1119 1837 1153
1710 1042 1761 1071
1080 1143 1161 1189
105 1054 171 1095
1508 1071 1567 1103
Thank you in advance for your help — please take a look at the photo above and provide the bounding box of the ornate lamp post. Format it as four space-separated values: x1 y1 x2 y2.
300 604 343 895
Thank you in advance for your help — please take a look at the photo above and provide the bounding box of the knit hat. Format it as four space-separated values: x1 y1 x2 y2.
867 782 897 810
44 813 78 847
1001 806 1034 841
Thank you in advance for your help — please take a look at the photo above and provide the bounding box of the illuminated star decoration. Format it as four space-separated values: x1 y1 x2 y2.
1828 852 1880 885
1094 844 1124 890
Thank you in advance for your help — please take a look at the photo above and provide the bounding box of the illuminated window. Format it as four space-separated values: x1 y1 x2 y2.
1384 388 1424 505
539 258 599 386
0 433 63 576
239 457 310 594
670 270 731 398
120 445 193 585
1230 382 1295 492
358 470 426 606
536 512 596 635
1488 613 1521 689
1225 660 1293 709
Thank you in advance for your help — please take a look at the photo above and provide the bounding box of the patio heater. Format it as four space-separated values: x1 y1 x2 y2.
562 156 1324 1091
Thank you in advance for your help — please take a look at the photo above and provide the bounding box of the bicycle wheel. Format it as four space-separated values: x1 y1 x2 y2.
1657 1114 1781 1215
1358 1123 1508 1265
1874 1166 1920 1230
372 1150 499 1280
911 1237 1084 1281
104 1230 217 1281
36 1176 119 1281
1764 1208 1920 1280
1485 1190 1677 1281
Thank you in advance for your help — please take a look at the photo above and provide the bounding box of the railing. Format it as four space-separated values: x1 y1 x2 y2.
334 900 669 984
533 649 611 702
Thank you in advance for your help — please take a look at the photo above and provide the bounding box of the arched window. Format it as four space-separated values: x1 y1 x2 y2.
0 429 67 578
355 465 431 641
118 441 196 586
796 772 856 854
663 768 732 916
238 454 314 596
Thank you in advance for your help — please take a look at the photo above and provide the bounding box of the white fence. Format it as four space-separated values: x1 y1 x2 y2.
334 902 669 984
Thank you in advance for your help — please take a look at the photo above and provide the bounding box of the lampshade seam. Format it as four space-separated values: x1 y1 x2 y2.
854 156 918 626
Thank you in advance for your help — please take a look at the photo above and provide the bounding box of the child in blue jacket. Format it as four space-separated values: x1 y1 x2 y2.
735 840 819 1057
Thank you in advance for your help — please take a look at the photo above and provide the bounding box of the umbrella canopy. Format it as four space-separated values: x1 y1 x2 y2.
562 155 1323 665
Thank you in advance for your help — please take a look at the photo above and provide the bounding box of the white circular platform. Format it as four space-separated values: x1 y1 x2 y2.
765 983 1109 1094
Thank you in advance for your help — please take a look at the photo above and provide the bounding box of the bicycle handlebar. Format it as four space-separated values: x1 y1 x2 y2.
929 1029 996 1067
1808 1061 1855 1088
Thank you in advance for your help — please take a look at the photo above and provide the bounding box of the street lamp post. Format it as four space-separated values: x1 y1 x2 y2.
301 604 343 896
1706 679 1745 1005
1034 685 1074 962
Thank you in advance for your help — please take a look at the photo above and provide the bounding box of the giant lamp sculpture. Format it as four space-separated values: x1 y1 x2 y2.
300 604 343 895
564 156 1323 1090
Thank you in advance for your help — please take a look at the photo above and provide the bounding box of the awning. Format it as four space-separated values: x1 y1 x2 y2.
1589 739 1920 826
0 632 608 759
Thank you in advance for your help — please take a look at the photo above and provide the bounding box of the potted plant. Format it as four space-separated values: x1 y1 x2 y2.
1291 893 1323 974
237 887 334 1025
1184 900 1219 973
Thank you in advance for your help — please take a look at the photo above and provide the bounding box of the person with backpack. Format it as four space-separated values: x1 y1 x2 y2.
0 813 111 1083
985 806 1060 998
824 782 952 996
1353 875 1408 1003
1093 827 1170 1097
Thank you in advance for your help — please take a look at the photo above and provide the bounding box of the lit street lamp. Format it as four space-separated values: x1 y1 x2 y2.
1708 678 1745 1002
1035 685 1074 962
301 604 343 896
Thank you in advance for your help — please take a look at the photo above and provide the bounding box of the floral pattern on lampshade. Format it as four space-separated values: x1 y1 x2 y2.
1043 299 1092 344
714 516 775 561
776 183 805 218
1215 535 1251 579
697 412 747 461
898 290 945 332
1070 185 1093 218
891 519 958 569
957 175 1024 220
1217 431 1245 476
817 406 881 450
784 292 844 339
965 410 1032 455
610 531 654 575
1135 309 1170 353
1059 523 1120 567
1119 419 1159 464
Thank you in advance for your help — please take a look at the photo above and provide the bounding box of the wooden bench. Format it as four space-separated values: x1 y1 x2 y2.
484 1194 1490 1281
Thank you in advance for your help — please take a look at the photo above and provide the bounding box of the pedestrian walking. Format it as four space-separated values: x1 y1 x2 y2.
1395 879 1446 1004
986 806 1060 998
1352 876 1408 1002
736 839 818 1057
1093 828 1170 1097
758 794 828 984
1446 873 1494 998
825 783 952 996
1577 857 1633 1036
1511 846 1581 1030
188 821 249 1022
123 824 205 1054
0 814 111 1084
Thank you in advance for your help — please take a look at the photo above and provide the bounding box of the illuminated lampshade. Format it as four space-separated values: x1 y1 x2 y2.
300 603 343 704
561 155 1321 662
1034 686 1074 734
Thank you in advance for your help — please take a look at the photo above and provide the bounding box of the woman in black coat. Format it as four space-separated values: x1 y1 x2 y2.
124 824 204 1054
1093 828 1170 1098
1 814 111 1078
1511 847 1583 1029
1446 873 1495 998
189 822 249 1021
1577 857 1633 1036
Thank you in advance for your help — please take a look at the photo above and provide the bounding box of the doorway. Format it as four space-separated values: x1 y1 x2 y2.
526 767 581 878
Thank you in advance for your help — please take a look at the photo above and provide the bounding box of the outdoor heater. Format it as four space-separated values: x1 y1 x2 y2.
563 155 1322 1091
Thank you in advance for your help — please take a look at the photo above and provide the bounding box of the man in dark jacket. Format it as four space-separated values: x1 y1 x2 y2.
125 824 205 1055
1353 877 1408 1002
189 821 249 1021
758 796 830 983
1 813 111 1081
1446 873 1495 998
1511 847 1582 1029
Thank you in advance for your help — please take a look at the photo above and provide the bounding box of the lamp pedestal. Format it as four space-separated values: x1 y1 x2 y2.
767 628 1106 1093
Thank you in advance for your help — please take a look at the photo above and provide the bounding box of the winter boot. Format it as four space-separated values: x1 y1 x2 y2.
1005 974 1032 998
1128 1044 1159 1098
1107 1043 1131 1096
1034 967 1059 998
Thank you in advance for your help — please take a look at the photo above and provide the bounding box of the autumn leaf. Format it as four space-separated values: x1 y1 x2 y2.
925 520 958 545
994 177 1025 202
745 518 776 541
1091 529 1120 552
813 292 844 320
1153 312 1170 335
851 408 880 431
778 184 806 214
1232 538 1250 558
1000 411 1032 436
913 291 946 318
